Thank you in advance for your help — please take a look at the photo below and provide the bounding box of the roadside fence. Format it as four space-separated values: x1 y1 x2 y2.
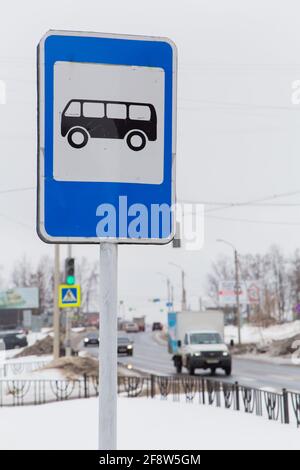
0 374 299 428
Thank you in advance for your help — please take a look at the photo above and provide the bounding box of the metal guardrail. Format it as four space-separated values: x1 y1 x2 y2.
0 375 299 428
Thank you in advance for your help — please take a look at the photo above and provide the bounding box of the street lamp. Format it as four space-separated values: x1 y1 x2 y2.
216 239 241 345
169 262 187 311
157 272 172 310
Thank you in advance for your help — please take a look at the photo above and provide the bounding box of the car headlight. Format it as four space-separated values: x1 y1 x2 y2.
194 352 202 356
222 351 229 356
127 345 133 349
84 338 89 342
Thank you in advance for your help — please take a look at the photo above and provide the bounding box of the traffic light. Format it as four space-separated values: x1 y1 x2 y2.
65 257 75 285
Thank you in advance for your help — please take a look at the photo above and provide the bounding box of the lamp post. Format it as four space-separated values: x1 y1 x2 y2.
216 239 241 345
157 272 172 311
169 262 187 311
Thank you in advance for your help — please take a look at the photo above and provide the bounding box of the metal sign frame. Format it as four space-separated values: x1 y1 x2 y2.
37 30 177 245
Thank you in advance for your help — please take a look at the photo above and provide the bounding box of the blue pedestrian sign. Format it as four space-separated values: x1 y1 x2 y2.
59 284 81 308
37 30 177 244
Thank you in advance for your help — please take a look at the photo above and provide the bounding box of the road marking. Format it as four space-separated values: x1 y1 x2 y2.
234 376 256 383
268 374 300 382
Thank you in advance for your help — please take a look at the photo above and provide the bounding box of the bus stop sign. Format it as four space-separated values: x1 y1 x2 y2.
37 30 177 244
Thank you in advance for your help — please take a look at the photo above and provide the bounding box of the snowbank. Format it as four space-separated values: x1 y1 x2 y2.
0 396 299 450
0 354 53 379
27 330 49 346
225 321 300 345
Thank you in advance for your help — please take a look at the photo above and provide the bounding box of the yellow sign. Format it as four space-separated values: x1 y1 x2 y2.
58 284 81 308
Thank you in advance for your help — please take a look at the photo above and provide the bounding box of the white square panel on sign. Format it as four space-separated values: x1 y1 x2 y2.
53 62 165 184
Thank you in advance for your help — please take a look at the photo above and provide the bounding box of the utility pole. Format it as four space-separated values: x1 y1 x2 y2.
171 285 174 308
217 239 241 345
169 263 187 311
182 269 186 311
234 249 241 345
167 277 171 307
166 277 173 313
157 272 172 312
53 244 60 360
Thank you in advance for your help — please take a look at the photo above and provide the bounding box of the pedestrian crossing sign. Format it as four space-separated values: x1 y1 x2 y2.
59 284 81 308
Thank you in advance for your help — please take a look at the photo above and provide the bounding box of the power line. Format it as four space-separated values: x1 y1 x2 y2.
0 186 35 194
0 212 31 230
206 214 300 226
179 63 300 71
180 98 300 112
182 201 300 207
179 189 300 213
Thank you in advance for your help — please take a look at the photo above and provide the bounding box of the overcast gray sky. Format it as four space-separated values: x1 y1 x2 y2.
1 0 300 319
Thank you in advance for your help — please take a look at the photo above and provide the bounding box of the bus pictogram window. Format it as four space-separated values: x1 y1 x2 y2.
83 102 105 118
106 103 127 119
64 101 81 117
129 105 151 121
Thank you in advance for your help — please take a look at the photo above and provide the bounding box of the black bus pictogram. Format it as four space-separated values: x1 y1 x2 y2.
61 99 157 151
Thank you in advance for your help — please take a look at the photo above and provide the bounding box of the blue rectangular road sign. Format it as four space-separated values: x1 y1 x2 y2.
37 30 177 244
59 284 81 308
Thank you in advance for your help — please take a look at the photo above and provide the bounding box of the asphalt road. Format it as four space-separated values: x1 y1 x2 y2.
81 331 300 392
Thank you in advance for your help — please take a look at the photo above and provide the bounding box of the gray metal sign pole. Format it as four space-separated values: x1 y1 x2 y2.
99 242 118 450
65 244 72 356
53 244 60 360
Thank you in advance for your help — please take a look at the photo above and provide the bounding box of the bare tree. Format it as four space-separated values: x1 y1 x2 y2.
268 245 289 322
207 255 234 304
73 257 99 314
33 256 54 315
288 249 300 319
207 245 292 324
10 255 34 288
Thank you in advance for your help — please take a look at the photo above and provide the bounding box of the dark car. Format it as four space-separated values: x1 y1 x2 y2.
83 332 99 347
152 322 163 331
117 336 133 356
0 330 28 350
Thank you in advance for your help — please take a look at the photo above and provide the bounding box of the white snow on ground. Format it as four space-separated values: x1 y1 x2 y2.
0 354 53 379
0 354 52 365
0 330 49 361
71 327 86 333
152 331 167 346
2 367 65 380
158 321 300 347
26 330 49 346
0 365 62 380
234 353 294 367
0 396 299 450
225 321 300 345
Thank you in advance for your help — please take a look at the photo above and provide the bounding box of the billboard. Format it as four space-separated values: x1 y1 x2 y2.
218 281 260 306
0 288 39 310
